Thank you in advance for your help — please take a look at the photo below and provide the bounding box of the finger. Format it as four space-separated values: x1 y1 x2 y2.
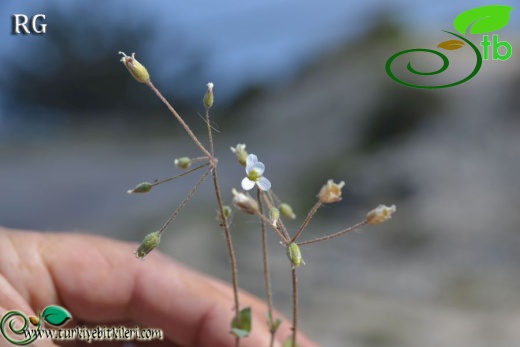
0 228 317 347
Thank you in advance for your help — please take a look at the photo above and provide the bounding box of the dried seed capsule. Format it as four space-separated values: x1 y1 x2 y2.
366 204 396 225
119 52 150 83
232 189 258 215
318 179 345 203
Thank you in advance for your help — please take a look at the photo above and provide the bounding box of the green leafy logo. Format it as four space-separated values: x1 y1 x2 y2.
0 305 72 345
41 306 72 326
453 5 514 35
386 5 514 89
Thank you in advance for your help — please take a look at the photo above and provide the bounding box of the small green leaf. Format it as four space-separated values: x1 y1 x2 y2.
230 328 249 338
437 39 465 50
282 336 301 347
453 5 514 35
42 306 72 326
230 307 252 338
265 312 282 333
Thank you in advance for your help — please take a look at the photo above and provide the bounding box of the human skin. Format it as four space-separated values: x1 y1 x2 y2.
0 227 317 347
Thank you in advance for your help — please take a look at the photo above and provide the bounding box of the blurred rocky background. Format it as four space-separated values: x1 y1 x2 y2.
1 1 520 346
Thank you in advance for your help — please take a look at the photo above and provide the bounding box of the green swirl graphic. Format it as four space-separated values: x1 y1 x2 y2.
0 311 39 345
385 31 482 89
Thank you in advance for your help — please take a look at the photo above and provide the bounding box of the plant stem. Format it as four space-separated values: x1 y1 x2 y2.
290 201 322 243
147 81 214 163
254 210 289 244
205 108 215 157
291 267 298 347
149 80 241 345
158 169 211 236
260 191 291 241
257 188 276 347
151 163 209 188
297 219 369 246
204 107 241 347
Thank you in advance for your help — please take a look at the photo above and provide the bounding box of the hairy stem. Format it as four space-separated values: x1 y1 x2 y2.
158 169 211 236
257 188 276 347
290 201 322 243
297 219 368 246
147 81 214 162
260 191 290 241
204 108 241 346
151 163 209 188
291 267 298 347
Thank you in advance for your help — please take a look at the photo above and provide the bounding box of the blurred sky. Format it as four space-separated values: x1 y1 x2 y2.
1 0 518 128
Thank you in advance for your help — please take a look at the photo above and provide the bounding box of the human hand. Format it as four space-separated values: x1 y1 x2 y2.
0 227 317 347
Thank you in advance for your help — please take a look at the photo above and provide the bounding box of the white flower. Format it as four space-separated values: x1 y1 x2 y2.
241 154 271 191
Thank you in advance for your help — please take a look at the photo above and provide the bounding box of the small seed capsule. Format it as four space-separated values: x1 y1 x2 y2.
134 231 161 259
286 243 305 268
127 182 152 194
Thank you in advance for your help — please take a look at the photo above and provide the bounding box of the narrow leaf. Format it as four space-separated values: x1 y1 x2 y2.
42 306 72 326
453 5 514 35
437 40 465 50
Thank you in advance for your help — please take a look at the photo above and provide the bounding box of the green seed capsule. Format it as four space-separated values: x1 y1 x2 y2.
286 243 304 268
203 82 214 110
134 231 161 259
127 182 152 194
174 157 192 170
279 203 296 220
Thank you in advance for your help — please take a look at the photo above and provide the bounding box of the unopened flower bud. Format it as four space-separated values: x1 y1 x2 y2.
318 179 345 203
232 188 258 215
119 52 150 83
230 144 248 166
134 231 161 259
269 207 280 226
286 243 305 268
127 182 152 194
174 157 192 170
366 204 396 225
217 205 232 226
279 203 296 220
203 82 214 110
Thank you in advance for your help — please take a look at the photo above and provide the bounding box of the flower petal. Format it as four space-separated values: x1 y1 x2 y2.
241 177 256 190
256 177 271 191
252 162 265 175
245 154 258 173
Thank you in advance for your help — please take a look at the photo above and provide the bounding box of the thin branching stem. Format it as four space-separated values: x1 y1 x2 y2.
204 107 241 347
297 219 369 246
149 80 241 346
290 201 322 243
255 210 289 244
291 267 298 347
257 189 276 347
158 169 211 236
151 163 210 187
205 108 215 156
260 191 290 241
147 81 214 162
